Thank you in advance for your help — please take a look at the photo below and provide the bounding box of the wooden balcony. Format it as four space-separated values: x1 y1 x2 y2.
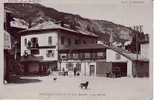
59 54 106 61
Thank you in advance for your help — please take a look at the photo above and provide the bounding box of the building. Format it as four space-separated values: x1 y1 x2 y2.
59 44 107 76
103 46 149 77
140 34 149 59
19 22 107 76
19 21 150 77
4 9 25 83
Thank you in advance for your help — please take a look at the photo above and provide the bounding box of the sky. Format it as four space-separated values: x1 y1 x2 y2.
40 0 152 34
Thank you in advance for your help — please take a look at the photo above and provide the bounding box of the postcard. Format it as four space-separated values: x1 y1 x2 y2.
0 0 153 100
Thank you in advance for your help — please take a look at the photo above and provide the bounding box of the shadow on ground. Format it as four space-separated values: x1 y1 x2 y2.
8 77 42 84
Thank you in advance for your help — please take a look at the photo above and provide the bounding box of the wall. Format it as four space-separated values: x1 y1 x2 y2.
58 30 97 49
28 62 39 73
132 61 149 77
59 60 96 76
106 49 133 77
21 31 58 61
141 43 149 59
96 61 112 76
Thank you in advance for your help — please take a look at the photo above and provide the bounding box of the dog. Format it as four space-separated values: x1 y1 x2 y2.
80 81 89 89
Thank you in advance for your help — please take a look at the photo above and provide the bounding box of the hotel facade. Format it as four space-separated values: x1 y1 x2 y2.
19 22 106 76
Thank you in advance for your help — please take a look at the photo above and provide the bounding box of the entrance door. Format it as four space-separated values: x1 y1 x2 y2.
112 62 127 77
90 65 95 76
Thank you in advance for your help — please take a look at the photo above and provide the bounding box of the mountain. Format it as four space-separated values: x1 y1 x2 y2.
4 3 142 45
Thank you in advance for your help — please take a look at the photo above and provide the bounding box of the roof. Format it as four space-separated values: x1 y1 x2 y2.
59 44 108 51
20 55 43 62
4 8 14 14
108 45 149 61
19 21 98 37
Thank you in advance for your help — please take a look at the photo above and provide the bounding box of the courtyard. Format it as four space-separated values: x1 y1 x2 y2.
0 75 152 100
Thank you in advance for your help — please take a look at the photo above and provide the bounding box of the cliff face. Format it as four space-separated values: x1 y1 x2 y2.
5 3 137 45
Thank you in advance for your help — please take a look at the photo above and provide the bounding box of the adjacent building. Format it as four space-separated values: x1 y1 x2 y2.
4 9 25 82
103 45 149 77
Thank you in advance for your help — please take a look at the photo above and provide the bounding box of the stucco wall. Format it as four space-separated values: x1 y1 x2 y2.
96 61 112 76
141 43 149 59
60 60 96 76
21 31 58 61
58 31 97 48
106 49 133 77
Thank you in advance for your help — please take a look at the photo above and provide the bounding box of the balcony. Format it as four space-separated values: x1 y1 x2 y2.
59 52 106 61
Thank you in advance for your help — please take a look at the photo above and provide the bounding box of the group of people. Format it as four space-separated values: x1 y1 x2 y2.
62 67 80 76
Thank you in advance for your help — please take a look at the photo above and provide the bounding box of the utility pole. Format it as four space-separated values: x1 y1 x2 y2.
132 25 143 77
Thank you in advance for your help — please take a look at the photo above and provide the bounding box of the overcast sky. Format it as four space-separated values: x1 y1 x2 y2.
40 0 152 34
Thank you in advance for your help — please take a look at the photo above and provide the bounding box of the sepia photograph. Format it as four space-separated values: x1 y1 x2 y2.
0 0 153 100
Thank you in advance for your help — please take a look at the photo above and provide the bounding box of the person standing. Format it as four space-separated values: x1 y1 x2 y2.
74 67 77 76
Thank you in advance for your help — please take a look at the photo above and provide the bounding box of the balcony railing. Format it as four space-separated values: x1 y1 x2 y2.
59 54 106 61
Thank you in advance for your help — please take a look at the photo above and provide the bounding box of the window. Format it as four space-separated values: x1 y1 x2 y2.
30 37 39 55
78 39 81 44
79 53 85 59
68 53 73 59
90 52 96 59
24 38 27 46
61 36 65 45
75 39 81 45
66 62 73 71
85 52 90 58
31 49 39 55
76 63 81 71
116 53 121 60
27 40 31 48
91 40 95 44
75 39 78 45
60 53 67 60
73 53 78 59
48 36 52 45
83 40 86 44
31 37 39 48
97 52 105 58
68 38 71 45
46 50 54 57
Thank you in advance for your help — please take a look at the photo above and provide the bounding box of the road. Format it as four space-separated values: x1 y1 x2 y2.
0 75 152 100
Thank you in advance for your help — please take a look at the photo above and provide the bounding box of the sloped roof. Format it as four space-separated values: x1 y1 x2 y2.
108 45 149 61
19 21 98 37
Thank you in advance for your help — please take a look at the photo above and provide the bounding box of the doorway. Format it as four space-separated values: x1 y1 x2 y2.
89 65 95 76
